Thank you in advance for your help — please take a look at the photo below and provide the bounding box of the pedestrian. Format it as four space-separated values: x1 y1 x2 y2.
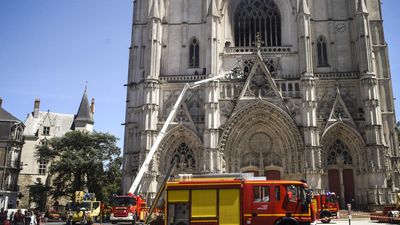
3 211 9 225
9 212 14 225
0 208 7 225
29 212 35 225
34 212 41 225
13 210 24 225
24 211 31 225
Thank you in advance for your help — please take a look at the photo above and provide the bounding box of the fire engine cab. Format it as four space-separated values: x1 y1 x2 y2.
110 194 148 224
165 174 315 225
312 192 339 223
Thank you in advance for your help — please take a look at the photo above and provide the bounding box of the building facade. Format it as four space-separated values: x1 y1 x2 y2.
18 90 94 209
0 98 25 209
122 0 399 208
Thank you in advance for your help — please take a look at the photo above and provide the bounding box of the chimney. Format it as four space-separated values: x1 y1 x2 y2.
34 98 40 118
90 98 95 114
0 97 2 108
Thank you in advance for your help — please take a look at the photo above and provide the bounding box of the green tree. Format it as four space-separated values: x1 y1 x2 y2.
35 131 122 204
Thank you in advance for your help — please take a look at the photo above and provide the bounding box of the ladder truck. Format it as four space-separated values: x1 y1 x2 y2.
112 68 244 225
127 68 244 196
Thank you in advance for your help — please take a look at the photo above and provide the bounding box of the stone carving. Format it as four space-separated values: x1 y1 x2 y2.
317 88 335 119
335 23 346 33
220 101 234 118
175 104 191 123
171 143 196 170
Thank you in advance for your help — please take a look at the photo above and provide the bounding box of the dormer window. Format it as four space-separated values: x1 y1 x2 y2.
43 126 50 136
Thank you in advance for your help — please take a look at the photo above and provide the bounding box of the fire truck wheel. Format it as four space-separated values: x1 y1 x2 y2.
276 221 296 225
320 212 331 224
275 217 298 225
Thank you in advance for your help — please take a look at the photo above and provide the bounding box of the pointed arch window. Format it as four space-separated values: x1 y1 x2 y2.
317 36 329 66
234 0 281 47
327 140 353 165
189 38 200 68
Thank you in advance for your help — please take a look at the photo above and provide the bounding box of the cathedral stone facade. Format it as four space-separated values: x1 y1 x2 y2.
122 0 399 208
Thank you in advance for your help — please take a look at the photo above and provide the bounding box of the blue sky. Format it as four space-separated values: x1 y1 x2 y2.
0 0 399 148
0 0 132 147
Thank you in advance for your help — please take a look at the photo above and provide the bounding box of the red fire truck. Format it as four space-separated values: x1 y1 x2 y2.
165 174 315 225
110 194 148 224
312 192 339 223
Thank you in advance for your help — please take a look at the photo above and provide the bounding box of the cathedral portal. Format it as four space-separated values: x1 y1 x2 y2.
221 101 304 180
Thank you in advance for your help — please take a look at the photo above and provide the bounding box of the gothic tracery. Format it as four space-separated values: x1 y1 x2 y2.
235 0 281 47
327 140 353 165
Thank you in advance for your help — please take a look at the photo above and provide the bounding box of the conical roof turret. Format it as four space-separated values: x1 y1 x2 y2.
75 87 94 125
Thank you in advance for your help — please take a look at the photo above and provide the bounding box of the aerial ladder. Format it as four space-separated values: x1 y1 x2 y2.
128 67 244 196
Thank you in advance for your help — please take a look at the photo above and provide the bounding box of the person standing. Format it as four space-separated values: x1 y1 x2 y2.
13 210 24 225
34 212 41 225
9 212 14 225
29 213 36 225
0 209 7 225
23 211 31 225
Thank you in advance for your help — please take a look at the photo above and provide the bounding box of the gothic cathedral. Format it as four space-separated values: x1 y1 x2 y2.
122 0 399 208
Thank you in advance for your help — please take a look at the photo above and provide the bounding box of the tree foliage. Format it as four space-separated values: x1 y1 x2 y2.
35 131 122 204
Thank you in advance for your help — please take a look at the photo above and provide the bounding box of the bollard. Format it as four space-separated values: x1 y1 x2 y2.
347 203 352 225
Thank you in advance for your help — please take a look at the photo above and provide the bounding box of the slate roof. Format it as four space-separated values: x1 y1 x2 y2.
0 106 21 122
75 89 93 123
23 111 75 137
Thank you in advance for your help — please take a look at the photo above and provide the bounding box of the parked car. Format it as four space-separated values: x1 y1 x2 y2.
46 206 66 221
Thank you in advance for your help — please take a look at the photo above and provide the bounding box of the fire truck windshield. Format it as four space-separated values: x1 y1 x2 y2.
111 197 136 207
326 194 337 203
286 184 309 205
66 202 91 211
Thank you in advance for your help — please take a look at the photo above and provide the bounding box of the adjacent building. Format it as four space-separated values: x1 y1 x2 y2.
18 89 94 209
122 0 399 209
0 98 25 209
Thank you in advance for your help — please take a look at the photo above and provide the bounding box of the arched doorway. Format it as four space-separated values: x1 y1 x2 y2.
327 139 355 208
321 122 367 208
220 101 304 180
240 132 283 178
157 125 203 176
265 170 281 180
